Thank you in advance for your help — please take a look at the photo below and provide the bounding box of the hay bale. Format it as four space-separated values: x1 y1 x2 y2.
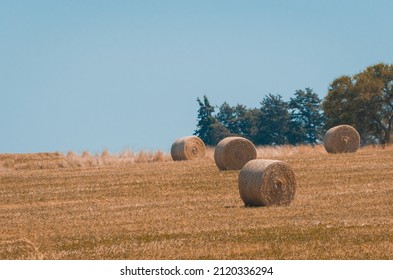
214 136 257 170
171 136 206 161
323 125 360 154
238 159 297 207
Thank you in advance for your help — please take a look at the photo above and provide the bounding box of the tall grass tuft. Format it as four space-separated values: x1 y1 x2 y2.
0 149 172 171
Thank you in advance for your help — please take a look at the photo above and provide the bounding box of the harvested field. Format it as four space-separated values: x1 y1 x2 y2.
0 145 392 259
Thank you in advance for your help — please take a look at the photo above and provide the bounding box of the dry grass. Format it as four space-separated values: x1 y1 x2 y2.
205 144 327 160
0 149 171 171
1 145 393 259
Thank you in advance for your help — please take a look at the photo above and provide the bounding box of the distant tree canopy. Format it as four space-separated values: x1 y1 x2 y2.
323 63 393 144
195 63 393 146
194 88 324 146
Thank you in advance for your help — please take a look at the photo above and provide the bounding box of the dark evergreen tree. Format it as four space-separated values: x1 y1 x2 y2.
215 102 257 137
216 102 239 134
194 95 231 145
288 88 325 144
256 94 290 145
194 95 216 145
239 107 260 142
208 122 232 145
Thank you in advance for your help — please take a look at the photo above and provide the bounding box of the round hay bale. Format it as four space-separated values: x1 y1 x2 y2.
214 136 257 170
323 125 360 154
171 136 206 161
238 159 297 207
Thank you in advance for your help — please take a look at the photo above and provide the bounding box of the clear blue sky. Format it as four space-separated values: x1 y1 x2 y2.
1 0 393 154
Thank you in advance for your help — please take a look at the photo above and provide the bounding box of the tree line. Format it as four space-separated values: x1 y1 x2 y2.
194 63 393 146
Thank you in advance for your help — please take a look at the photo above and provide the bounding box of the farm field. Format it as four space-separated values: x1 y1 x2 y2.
0 145 392 260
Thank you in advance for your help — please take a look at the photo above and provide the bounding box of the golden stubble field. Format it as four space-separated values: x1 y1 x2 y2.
0 145 392 260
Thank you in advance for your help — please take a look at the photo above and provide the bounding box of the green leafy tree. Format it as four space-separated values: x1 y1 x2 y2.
323 76 357 127
289 88 325 144
353 63 393 144
323 63 393 144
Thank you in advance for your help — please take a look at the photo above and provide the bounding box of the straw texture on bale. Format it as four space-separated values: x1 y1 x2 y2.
238 159 297 207
323 125 360 154
171 136 206 161
214 136 257 170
